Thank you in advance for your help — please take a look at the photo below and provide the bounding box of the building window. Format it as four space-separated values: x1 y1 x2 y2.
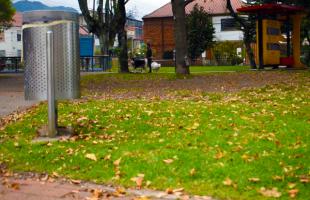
267 43 280 51
221 18 239 31
267 27 280 36
17 31 21 41
0 50 5 57
17 50 22 57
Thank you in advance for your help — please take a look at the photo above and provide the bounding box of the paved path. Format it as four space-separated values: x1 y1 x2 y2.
0 74 38 118
0 175 214 200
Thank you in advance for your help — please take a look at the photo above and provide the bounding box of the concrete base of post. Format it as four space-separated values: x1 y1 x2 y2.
33 126 74 143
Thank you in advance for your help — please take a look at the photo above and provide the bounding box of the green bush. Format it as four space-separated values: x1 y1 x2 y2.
213 41 244 66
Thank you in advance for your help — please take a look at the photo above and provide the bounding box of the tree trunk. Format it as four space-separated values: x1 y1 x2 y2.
244 32 256 68
117 0 129 73
171 0 190 75
226 0 256 69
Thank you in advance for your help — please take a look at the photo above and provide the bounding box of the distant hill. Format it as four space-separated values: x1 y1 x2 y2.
13 0 78 13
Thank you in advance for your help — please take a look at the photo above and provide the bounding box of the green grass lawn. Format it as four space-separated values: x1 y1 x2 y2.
109 63 250 73
158 65 250 73
0 71 309 200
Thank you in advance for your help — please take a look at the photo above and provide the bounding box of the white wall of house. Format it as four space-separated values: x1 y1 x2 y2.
212 15 244 42
0 27 22 57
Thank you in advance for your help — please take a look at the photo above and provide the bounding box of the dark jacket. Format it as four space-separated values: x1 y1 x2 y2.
146 47 152 59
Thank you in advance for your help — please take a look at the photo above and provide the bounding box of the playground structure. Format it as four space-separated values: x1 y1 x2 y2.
238 3 306 69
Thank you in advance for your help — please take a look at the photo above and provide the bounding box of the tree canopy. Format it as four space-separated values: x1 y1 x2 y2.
186 4 214 60
0 0 15 28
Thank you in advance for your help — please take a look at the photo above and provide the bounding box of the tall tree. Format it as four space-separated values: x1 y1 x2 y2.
116 0 129 73
171 0 194 75
226 0 257 69
0 0 15 31
78 0 130 72
186 4 215 60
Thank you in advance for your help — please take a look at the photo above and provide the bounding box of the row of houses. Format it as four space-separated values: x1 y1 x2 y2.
0 12 144 57
0 0 244 58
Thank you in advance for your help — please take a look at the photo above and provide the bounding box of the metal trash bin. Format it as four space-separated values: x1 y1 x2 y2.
22 10 80 101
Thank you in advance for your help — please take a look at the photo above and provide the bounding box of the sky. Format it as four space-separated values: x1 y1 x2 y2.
13 0 171 19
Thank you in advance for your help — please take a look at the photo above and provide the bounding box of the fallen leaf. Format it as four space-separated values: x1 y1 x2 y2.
166 188 174 194
113 158 122 166
190 168 196 176
133 197 150 200
288 189 299 198
52 172 59 178
248 177 260 183
223 178 233 186
104 154 111 160
9 182 20 190
85 154 97 161
40 174 49 181
214 151 225 160
288 182 296 189
173 188 184 193
146 180 152 187
191 122 200 130
71 179 81 184
259 187 282 198
131 175 144 189
91 188 103 199
163 159 174 164
299 176 309 183
272 175 284 181
113 187 126 197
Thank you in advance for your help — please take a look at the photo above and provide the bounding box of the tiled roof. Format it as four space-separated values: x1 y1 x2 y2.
12 12 23 27
79 26 90 35
143 0 244 19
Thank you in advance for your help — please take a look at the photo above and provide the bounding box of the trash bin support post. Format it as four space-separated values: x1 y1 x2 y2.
47 31 57 137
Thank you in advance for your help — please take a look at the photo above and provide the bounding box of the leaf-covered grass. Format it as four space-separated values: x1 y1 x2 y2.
0 71 309 200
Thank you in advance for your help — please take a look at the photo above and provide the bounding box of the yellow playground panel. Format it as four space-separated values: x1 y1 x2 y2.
238 3 306 69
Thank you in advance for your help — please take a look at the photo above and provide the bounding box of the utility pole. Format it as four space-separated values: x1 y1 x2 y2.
92 0 96 67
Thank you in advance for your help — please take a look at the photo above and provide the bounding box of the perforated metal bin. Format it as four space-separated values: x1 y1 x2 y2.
23 11 80 101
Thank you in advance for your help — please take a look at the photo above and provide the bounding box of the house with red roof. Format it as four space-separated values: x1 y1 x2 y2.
0 12 23 57
143 0 245 59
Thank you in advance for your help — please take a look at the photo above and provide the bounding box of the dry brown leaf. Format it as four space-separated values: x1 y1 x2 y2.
223 178 233 186
214 151 225 160
190 168 196 176
166 188 174 194
40 174 49 181
113 158 122 166
288 189 299 198
104 154 111 161
272 175 284 181
113 187 126 197
299 176 309 183
173 188 184 193
71 179 81 184
85 153 97 161
163 159 174 164
9 182 20 190
52 172 59 178
248 177 260 183
131 175 144 189
133 197 150 200
91 188 103 199
259 187 282 198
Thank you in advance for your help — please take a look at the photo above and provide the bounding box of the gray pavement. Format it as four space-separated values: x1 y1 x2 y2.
0 74 38 118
